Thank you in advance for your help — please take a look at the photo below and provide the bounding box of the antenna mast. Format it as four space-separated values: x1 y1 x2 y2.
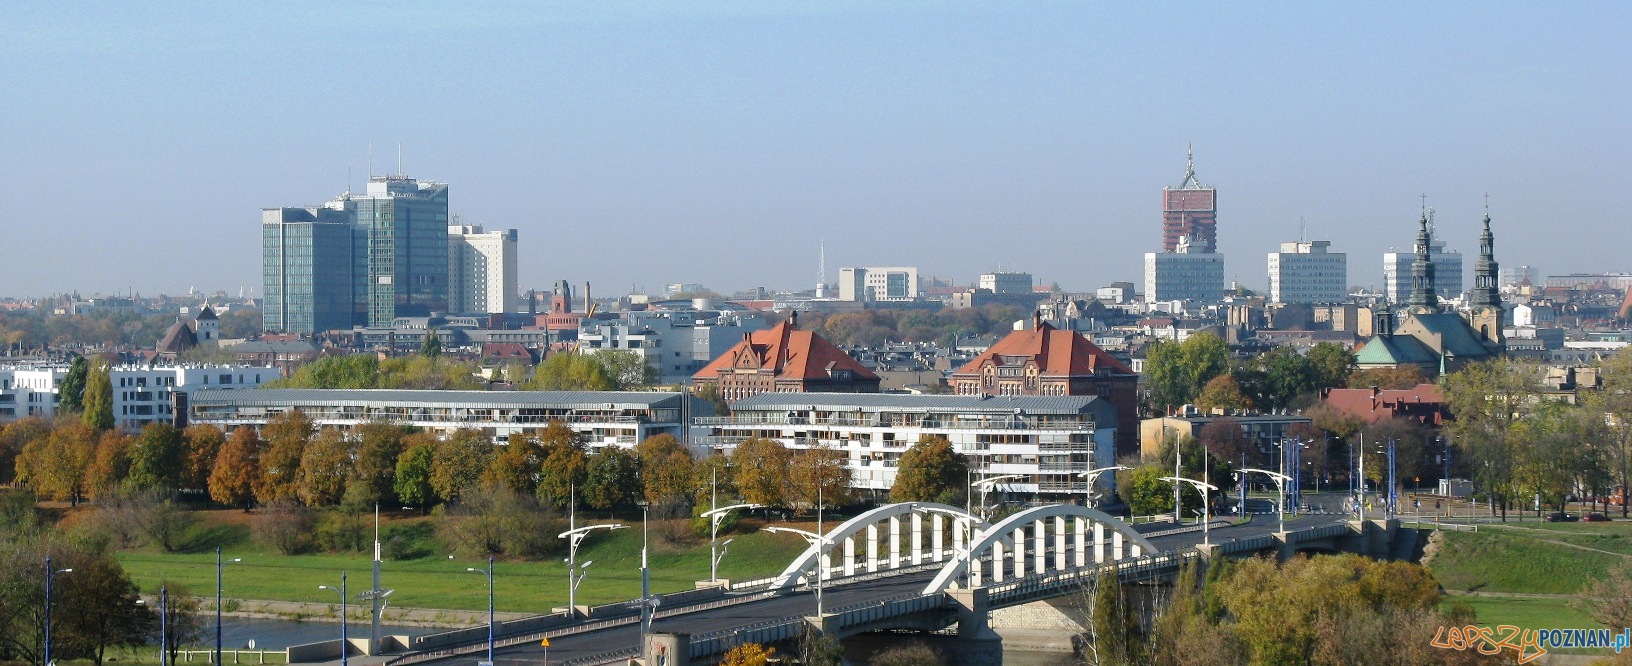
817 239 827 297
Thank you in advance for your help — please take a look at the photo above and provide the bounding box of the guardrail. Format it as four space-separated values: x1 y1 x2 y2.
1405 519 1478 533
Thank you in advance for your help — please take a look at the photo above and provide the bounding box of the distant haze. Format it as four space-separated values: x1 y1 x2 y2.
2 3 1627 297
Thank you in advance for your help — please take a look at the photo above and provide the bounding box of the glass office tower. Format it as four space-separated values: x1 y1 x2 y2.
352 176 450 326
262 207 355 334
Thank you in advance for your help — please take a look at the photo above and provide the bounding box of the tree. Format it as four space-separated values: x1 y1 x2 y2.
1118 464 1201 517
523 353 617 391
420 329 442 358
890 435 968 505
256 410 313 503
17 422 96 505
394 438 438 509
1197 417 1251 477
1194 375 1254 414
483 432 544 495
731 437 791 509
594 349 657 389
119 487 196 552
350 422 407 506
1347 365 1427 390
59 355 89 413
1242 346 1318 412
693 453 738 507
81 358 114 430
1306 342 1357 393
1589 351 1632 516
1144 333 1230 413
1089 563 1142 665
296 428 352 506
790 443 851 512
583 447 639 510
720 643 775 666
536 423 589 510
209 427 261 511
154 582 206 666
429 430 493 504
125 423 184 492
85 430 134 499
56 552 154 666
0 417 51 486
1442 358 1541 521
635 434 695 511
255 500 316 554
180 424 225 491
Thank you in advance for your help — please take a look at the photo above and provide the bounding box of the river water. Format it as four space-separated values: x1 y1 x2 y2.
205 617 427 650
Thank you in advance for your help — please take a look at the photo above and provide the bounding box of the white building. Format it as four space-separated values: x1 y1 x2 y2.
978 272 1033 295
696 393 1119 502
1384 239 1463 303
1144 239 1225 303
1267 240 1347 304
838 267 919 302
0 367 67 421
189 389 696 450
447 224 519 315
577 310 767 385
0 364 276 429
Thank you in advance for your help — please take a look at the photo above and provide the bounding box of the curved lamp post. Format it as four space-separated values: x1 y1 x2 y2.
317 574 348 666
764 526 834 618
970 474 1026 520
1162 476 1221 545
557 525 624 618
1239 468 1291 534
1077 465 1129 509
701 503 761 582
213 549 242 666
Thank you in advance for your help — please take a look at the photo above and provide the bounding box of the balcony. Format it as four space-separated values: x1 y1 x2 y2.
698 414 1093 432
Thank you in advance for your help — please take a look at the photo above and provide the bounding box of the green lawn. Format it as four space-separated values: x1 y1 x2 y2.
1445 594 1597 630
116 521 808 614
1428 529 1628 594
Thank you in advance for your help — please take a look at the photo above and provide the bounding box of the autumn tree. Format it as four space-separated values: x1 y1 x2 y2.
256 410 313 503
1346 365 1427 390
693 453 738 507
1588 351 1632 516
1306 342 1357 393
536 422 589 510
153 582 207 666
483 432 544 495
593 349 657 389
731 437 791 508
350 422 408 506
1442 358 1541 520
635 434 695 512
429 430 493 504
720 643 775 666
209 427 261 510
85 430 134 499
1144 333 1230 413
523 353 617 391
890 435 968 505
296 428 352 506
17 422 97 505
81 358 114 430
583 447 639 510
1194 375 1254 414
0 416 52 486
54 552 154 666
125 423 184 492
59 355 90 413
394 438 438 509
180 424 225 491
790 443 851 513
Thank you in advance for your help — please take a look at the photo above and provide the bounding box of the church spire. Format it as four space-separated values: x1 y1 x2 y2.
1408 212 1439 312
1471 209 1501 308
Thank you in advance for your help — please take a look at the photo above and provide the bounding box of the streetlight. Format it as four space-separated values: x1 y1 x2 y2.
463 557 494 666
701 503 761 582
969 474 1025 520
1076 465 1129 509
318 574 348 666
43 558 72 666
1162 477 1220 545
556 484 625 619
1239 468 1291 534
764 526 833 618
137 587 169 666
214 548 242 666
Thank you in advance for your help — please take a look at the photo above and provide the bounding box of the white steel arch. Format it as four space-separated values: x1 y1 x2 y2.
769 502 985 592
922 505 1158 595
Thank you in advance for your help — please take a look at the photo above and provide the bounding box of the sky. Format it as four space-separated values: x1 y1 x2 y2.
2 2 1628 300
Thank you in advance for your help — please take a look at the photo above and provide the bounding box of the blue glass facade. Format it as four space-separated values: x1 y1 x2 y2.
262 207 354 334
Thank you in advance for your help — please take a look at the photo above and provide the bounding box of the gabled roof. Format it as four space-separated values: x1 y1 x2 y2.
1410 313 1497 357
693 321 878 382
195 304 218 321
1354 334 1437 366
155 320 197 354
951 321 1132 377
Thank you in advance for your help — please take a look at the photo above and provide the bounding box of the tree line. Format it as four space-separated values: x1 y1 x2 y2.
267 348 658 391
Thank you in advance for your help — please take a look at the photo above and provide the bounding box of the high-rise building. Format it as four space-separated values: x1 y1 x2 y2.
1383 215 1462 303
838 267 919 302
978 271 1034 295
447 223 518 315
1144 236 1225 303
352 176 450 326
1267 240 1347 304
262 206 355 334
1162 147 1217 253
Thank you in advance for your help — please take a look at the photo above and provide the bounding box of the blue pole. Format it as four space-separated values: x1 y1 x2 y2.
214 548 222 666
160 586 168 666
340 573 348 666
486 556 494 666
43 557 52 666
1388 438 1398 519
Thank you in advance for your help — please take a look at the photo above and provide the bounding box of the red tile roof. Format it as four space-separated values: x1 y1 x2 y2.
952 322 1132 377
1321 383 1447 424
693 321 878 381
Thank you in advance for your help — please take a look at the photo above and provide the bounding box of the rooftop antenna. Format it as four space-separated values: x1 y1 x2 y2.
816 239 827 298
1299 216 1306 243
368 143 374 178
397 144 402 177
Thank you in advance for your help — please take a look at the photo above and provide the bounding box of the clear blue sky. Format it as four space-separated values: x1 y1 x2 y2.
2 2 1627 299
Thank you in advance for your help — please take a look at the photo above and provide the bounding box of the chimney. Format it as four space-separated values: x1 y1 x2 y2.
790 310 799 329
584 282 591 314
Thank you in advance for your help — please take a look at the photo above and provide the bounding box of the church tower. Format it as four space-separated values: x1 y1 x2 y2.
1406 213 1440 314
1467 211 1505 348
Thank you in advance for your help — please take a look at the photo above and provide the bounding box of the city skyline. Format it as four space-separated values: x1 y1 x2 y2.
2 3 1628 298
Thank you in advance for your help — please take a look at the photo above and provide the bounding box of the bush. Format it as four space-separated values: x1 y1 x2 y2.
256 500 316 554
436 486 567 559
314 508 369 553
871 643 942 666
381 521 436 561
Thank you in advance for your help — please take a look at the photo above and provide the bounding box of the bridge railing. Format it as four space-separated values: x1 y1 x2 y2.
687 593 934 659
986 549 1198 607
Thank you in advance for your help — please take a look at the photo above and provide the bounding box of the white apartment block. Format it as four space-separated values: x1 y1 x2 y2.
1384 240 1463 303
1268 240 1348 304
838 267 919 302
978 272 1033 295
1144 244 1225 303
0 364 276 429
188 389 693 450
448 224 519 315
577 310 767 385
696 393 1119 501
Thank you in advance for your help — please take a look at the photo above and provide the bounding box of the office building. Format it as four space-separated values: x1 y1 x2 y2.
1267 240 1348 304
0 364 275 428
1383 221 1463 303
977 272 1034 295
838 267 919 302
1144 237 1225 303
577 309 768 385
1162 147 1218 253
696 393 1119 501
353 176 451 326
262 207 355 334
447 224 518 315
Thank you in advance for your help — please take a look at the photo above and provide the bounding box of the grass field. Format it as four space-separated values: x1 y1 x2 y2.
115 512 809 614
1445 594 1597 629
1427 527 1629 595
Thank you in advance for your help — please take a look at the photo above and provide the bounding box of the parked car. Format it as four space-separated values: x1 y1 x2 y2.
1546 511 1579 522
1584 513 1611 522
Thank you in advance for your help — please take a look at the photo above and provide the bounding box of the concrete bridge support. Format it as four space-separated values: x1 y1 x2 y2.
949 589 1003 666
644 632 689 666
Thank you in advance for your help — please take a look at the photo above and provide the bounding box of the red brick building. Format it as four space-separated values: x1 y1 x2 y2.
692 318 880 401
1162 148 1218 253
948 320 1140 457
1319 383 1449 428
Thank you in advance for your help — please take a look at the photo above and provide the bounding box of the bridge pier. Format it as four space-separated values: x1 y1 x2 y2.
949 588 1004 666
644 632 689 666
